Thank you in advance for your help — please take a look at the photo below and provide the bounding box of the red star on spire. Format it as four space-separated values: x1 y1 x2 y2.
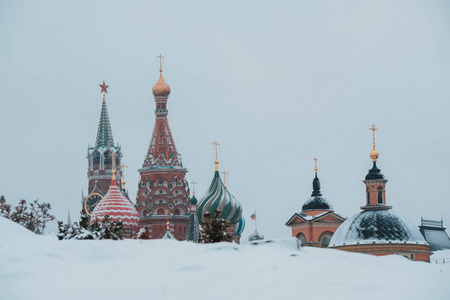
99 81 109 93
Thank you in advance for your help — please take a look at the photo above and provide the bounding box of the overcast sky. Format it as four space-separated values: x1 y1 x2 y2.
1 0 449 240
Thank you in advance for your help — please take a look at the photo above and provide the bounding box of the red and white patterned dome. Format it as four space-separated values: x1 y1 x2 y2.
90 178 139 228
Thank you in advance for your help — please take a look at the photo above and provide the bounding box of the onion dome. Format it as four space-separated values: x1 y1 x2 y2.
197 171 242 224
302 168 333 211
90 170 139 228
190 195 198 205
234 217 245 235
329 210 427 247
152 70 171 97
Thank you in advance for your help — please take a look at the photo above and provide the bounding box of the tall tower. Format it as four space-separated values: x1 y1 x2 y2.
83 82 122 216
136 58 190 240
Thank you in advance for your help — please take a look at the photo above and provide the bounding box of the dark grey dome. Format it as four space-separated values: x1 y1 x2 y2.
330 210 427 247
302 174 333 211
365 162 385 180
302 196 333 211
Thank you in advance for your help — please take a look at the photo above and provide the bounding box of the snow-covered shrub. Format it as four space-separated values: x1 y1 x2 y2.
199 209 233 243
58 213 123 240
0 195 55 235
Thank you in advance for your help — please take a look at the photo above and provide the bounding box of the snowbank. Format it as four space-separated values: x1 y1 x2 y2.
0 218 449 300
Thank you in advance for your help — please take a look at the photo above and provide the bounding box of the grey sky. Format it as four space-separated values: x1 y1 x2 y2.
1 0 449 239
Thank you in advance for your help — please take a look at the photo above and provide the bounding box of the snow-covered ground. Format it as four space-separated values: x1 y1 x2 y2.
1 217 449 300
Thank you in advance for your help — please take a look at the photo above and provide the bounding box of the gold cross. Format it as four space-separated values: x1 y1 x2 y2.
109 152 117 180
120 163 128 189
109 152 116 169
120 163 128 177
157 54 164 70
369 124 378 149
191 181 197 195
212 141 220 171
221 171 228 187
314 157 318 173
212 141 220 161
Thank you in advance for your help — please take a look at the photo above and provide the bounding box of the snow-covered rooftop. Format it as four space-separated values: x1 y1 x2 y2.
330 210 427 247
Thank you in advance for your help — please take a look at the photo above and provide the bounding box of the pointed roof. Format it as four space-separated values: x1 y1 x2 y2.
95 95 114 148
141 68 182 169
302 173 333 211
162 221 175 239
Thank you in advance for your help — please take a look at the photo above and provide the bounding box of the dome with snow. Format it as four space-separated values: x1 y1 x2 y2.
329 210 427 247
302 173 333 211
90 174 139 228
197 171 242 225
234 217 245 235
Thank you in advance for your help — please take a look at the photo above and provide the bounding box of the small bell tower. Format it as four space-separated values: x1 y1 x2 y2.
361 124 391 211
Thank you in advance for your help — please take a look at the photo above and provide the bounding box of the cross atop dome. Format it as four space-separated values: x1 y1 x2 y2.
369 124 379 162
152 55 171 97
157 54 164 72
212 141 220 171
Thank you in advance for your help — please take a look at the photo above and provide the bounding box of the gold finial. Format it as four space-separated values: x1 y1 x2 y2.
157 54 164 72
166 209 170 230
212 141 220 171
120 163 128 190
369 124 379 162
314 157 318 173
221 171 228 188
191 181 197 195
109 152 117 180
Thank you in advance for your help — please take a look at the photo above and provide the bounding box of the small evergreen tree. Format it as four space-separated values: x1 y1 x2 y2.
57 214 123 240
199 209 233 243
79 210 90 230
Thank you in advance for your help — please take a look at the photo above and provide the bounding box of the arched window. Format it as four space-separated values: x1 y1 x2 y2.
377 187 383 204
174 209 180 215
319 231 334 248
296 233 307 245
366 187 370 205
93 152 100 165
104 151 111 165
156 208 165 215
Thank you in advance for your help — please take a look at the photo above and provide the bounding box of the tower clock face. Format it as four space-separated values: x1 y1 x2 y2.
84 193 103 216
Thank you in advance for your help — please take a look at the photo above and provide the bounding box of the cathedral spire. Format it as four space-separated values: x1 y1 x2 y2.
95 81 114 148
142 61 181 169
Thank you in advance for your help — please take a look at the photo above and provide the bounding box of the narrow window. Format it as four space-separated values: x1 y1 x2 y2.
377 187 383 204
366 187 370 205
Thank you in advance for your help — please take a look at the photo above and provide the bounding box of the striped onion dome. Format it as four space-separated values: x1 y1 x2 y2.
234 217 245 235
90 175 139 228
197 171 242 224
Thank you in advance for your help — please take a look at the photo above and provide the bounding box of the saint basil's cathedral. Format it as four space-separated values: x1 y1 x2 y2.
79 56 447 260
82 60 244 242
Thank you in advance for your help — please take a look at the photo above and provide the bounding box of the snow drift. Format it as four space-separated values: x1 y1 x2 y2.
0 217 449 300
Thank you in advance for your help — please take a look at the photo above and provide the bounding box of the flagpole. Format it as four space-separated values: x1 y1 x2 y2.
255 210 257 234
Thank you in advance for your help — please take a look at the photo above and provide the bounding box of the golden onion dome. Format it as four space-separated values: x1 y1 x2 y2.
152 70 171 97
